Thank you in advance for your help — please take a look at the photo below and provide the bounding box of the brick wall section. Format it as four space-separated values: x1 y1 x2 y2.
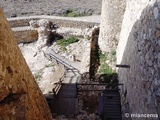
0 8 52 120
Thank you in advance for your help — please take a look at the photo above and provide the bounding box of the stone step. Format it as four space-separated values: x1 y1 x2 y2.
56 83 77 98
104 102 121 105
104 115 122 119
104 105 121 108
104 109 121 112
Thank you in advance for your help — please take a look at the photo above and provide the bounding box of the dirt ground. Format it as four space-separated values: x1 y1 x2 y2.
0 0 102 18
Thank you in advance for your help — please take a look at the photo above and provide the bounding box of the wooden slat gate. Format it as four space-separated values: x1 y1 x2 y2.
52 83 78 115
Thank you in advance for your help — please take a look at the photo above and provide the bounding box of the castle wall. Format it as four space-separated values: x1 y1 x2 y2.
117 0 160 119
0 8 52 120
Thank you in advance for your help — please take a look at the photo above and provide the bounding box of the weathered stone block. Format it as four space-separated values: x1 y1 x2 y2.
13 30 38 43
153 7 159 19
0 8 52 119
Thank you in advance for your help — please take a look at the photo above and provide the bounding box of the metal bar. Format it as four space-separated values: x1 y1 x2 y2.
48 53 80 72
116 64 130 68
77 83 123 85
79 89 120 91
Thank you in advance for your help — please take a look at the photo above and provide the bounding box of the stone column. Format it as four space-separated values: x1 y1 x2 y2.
98 0 126 52
37 19 51 49
0 8 52 120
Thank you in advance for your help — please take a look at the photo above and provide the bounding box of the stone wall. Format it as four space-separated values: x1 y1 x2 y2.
117 0 160 119
98 0 126 53
0 8 52 119
8 16 100 29
8 16 99 43
13 29 38 43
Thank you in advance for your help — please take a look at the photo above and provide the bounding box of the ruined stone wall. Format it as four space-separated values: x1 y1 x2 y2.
98 0 126 53
117 0 160 119
0 8 52 119
13 29 38 43
8 16 99 29
7 16 99 43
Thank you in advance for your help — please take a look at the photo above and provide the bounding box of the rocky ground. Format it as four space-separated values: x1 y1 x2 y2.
18 42 65 94
0 0 102 18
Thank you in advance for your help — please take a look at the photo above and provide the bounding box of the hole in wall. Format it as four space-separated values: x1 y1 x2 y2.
6 66 13 76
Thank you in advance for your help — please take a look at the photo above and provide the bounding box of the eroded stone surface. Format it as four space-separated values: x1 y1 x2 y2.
0 8 52 119
98 0 126 53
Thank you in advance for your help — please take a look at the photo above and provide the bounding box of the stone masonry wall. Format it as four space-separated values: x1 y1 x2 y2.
98 0 126 53
13 29 38 43
8 16 99 29
0 8 52 119
8 16 99 43
117 0 160 119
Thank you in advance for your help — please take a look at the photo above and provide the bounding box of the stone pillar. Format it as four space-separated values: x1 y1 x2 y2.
37 19 51 49
98 0 126 52
0 8 52 120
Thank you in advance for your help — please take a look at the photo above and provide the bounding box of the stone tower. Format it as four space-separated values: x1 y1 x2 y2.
98 0 126 53
0 8 52 120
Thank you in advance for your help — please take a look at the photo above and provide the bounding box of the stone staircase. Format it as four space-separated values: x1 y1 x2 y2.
102 90 122 120
45 48 80 115
52 83 78 115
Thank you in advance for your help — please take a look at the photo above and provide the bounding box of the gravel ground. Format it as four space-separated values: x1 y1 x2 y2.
0 0 102 18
